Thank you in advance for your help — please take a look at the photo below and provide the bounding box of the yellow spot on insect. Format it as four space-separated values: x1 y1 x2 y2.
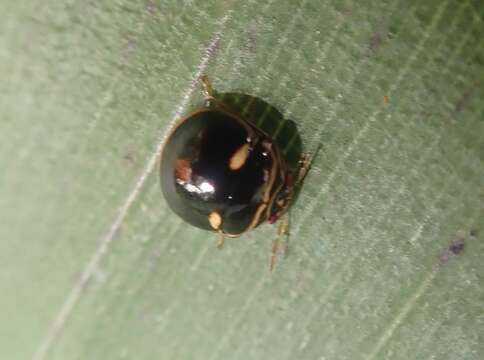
229 143 250 170
208 211 222 230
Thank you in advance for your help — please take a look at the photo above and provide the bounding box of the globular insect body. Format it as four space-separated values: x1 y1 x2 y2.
160 76 310 267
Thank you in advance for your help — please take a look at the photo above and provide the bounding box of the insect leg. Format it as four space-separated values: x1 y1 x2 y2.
269 214 289 271
216 231 225 249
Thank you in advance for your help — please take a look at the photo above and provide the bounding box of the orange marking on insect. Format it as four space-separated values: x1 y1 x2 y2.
175 158 191 181
229 143 250 170
208 211 222 230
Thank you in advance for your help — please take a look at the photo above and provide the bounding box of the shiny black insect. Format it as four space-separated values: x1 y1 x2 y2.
160 76 310 268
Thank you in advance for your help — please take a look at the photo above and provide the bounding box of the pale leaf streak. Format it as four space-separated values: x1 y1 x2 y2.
287 130 444 358
223 0 280 76
276 0 409 157
206 276 269 360
136 221 191 337
365 207 482 360
248 0 337 130
249 0 330 125
4 3 149 182
292 0 450 237
273 5 469 358
270 13 346 138
288 7 471 355
292 133 449 357
217 0 305 86
414 319 446 358
251 0 310 95
281 0 409 156
190 241 212 272
308 166 473 359
31 15 231 360
365 88 484 360
365 265 438 360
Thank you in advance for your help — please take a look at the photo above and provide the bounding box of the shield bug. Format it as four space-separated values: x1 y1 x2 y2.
160 76 312 269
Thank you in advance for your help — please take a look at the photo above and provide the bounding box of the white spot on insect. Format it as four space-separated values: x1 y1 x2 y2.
199 181 214 193
183 183 198 193
229 143 250 170
208 211 222 230
176 179 214 200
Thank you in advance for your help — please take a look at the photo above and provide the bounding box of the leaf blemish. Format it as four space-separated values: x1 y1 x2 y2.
448 239 465 255
438 229 475 265
453 80 481 114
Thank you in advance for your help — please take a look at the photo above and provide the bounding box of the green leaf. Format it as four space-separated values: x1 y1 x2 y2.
1 0 483 359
